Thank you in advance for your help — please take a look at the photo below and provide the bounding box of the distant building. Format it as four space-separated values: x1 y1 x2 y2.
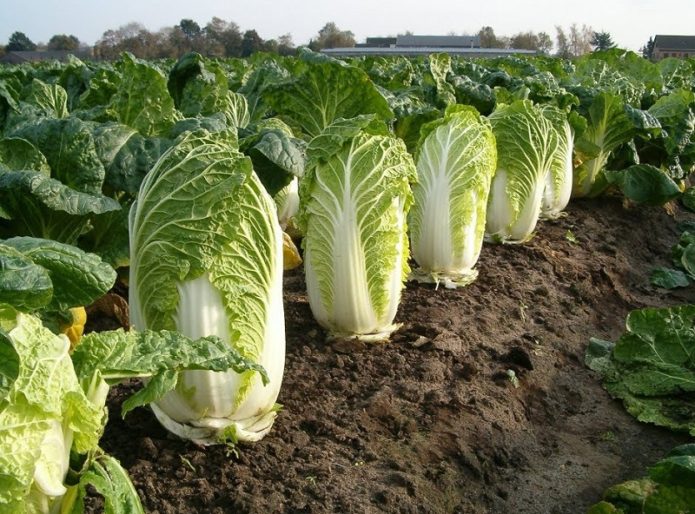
0 50 93 65
396 34 480 48
324 34 533 58
652 35 695 60
356 37 398 48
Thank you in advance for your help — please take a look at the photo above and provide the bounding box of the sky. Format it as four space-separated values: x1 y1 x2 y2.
1 0 693 52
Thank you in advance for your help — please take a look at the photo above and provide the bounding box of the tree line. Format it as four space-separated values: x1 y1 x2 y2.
0 19 623 61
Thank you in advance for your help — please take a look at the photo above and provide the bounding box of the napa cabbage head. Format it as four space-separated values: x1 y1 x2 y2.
299 118 416 340
539 105 574 219
409 105 497 288
128 129 285 444
0 307 103 514
0 303 267 513
485 100 559 244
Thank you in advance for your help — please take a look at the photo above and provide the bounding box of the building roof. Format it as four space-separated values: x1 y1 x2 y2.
322 47 536 58
355 37 398 48
396 34 481 48
0 50 91 64
653 35 695 50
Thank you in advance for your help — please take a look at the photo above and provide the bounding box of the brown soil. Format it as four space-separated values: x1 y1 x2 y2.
95 197 695 514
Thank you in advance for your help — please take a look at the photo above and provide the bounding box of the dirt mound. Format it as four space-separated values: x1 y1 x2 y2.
97 197 695 513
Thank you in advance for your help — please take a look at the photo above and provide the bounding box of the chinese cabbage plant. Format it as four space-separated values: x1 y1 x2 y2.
539 105 575 219
409 105 497 288
129 130 285 444
299 119 416 340
485 100 559 244
0 306 265 513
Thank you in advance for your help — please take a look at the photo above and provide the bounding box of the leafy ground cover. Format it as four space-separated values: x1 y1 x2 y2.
92 197 695 513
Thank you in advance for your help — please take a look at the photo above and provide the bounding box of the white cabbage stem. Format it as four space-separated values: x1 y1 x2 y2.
275 177 300 229
149 263 285 445
305 197 405 340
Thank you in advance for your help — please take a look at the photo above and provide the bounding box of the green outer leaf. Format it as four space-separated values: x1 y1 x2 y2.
3 237 116 311
0 244 53 311
409 105 497 276
683 187 695 213
604 165 681 206
9 117 106 195
649 455 695 488
167 53 250 128
68 455 145 514
681 243 695 279
0 312 103 507
650 266 690 289
120 369 177 417
72 328 268 411
586 305 695 435
78 207 131 269
0 170 121 244
23 79 69 119
573 92 636 198
244 128 305 196
0 138 50 174
265 55 393 138
306 115 389 166
589 443 695 512
107 53 180 137
0 333 20 401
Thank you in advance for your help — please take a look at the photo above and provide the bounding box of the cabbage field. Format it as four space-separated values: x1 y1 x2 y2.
2 48 695 513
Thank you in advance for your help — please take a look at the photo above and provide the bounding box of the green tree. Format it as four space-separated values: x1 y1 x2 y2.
178 19 201 39
310 22 355 50
241 29 264 57
591 31 617 51
509 31 539 50
641 36 655 60
47 34 80 51
204 17 242 57
7 31 37 51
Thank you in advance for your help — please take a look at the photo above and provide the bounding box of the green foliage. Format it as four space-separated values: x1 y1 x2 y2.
0 307 267 512
264 50 393 138
0 171 120 244
6 31 36 52
585 306 695 435
588 445 695 513
0 237 116 312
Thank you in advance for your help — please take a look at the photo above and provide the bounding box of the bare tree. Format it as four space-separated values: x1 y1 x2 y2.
555 24 593 58
568 23 594 56
277 33 295 56
537 32 553 54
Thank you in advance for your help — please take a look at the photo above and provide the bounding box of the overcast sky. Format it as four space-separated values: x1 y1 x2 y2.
1 0 693 52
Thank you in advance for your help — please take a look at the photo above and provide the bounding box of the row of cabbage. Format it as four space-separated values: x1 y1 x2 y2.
1 48 695 512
